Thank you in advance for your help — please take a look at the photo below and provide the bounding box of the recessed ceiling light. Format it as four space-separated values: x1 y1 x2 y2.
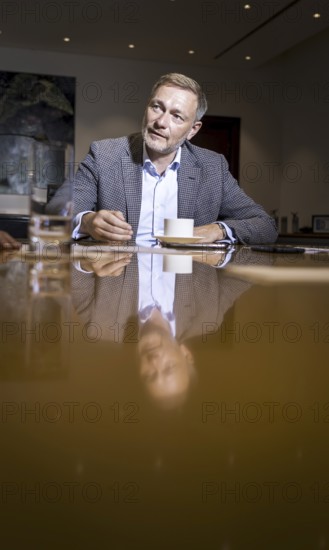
188 49 195 55
245 55 251 60
313 12 321 18
128 44 135 49
63 37 70 42
244 4 251 9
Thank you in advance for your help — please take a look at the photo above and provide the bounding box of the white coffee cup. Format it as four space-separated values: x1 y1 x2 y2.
163 254 193 274
164 218 194 237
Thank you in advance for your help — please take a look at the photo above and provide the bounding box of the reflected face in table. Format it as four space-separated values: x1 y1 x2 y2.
138 321 195 409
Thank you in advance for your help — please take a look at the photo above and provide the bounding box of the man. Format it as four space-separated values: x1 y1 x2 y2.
71 73 277 245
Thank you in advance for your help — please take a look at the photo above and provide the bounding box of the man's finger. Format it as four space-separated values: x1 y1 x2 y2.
96 226 132 241
101 210 132 231
94 255 132 277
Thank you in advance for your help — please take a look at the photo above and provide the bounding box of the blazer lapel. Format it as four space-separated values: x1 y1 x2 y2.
122 135 143 237
177 144 201 219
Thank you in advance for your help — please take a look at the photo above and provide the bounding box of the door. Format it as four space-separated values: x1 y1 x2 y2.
191 115 240 181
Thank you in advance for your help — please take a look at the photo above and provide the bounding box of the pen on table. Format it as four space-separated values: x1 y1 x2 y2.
302 247 329 254
250 245 329 254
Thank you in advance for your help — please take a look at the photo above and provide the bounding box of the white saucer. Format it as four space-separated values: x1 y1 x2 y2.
154 235 204 244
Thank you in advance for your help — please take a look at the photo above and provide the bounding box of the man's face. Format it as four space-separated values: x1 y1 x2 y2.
142 85 202 157
138 323 194 406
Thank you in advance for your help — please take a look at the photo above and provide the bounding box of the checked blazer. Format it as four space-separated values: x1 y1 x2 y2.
70 133 277 244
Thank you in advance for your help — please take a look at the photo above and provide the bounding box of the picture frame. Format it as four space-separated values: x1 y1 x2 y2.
0 69 75 215
312 215 329 233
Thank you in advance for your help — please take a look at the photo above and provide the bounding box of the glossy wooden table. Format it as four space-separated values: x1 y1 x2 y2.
1 244 329 549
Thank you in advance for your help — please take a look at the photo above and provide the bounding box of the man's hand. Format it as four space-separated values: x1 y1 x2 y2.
192 251 226 267
0 231 21 249
80 252 133 277
81 210 133 242
193 223 225 243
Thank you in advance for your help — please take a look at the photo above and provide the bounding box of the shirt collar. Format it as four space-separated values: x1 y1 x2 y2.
143 143 181 173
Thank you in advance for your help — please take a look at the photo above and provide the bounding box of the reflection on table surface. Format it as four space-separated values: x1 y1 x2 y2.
1 244 329 549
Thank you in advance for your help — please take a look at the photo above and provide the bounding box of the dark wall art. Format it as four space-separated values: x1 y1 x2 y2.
0 70 75 204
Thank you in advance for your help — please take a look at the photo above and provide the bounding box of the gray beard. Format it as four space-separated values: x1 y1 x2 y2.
142 127 186 156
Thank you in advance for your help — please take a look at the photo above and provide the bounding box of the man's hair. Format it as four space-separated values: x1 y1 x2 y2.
149 73 208 121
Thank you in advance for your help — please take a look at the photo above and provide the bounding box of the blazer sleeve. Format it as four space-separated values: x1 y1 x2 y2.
45 177 73 215
216 156 278 244
40 140 105 218
73 141 100 218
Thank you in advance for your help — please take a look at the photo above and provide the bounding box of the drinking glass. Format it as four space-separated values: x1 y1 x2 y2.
28 155 72 256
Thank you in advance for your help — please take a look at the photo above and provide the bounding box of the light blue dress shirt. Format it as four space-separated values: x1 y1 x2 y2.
138 253 176 336
136 145 181 246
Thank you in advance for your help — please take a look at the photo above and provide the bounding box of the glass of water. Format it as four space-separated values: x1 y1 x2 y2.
28 166 72 256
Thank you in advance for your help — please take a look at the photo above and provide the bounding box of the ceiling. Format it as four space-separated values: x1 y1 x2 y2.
0 0 328 69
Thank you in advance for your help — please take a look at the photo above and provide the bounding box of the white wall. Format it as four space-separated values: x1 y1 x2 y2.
275 27 329 230
0 44 289 217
